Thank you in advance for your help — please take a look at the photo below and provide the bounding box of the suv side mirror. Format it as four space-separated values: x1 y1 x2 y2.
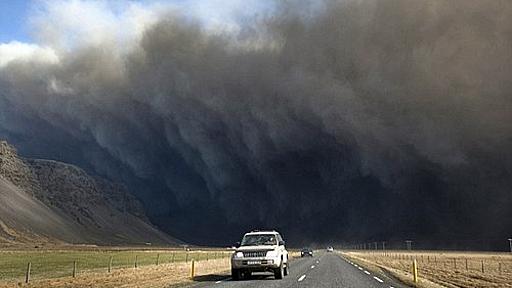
235 242 241 248
279 240 285 246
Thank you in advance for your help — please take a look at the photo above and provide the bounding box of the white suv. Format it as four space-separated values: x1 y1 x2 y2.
231 230 289 280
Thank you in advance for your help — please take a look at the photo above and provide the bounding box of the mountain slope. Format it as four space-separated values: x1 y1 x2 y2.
0 177 81 244
0 141 180 245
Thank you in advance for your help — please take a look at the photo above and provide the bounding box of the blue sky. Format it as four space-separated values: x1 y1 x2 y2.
0 0 272 44
0 1 32 43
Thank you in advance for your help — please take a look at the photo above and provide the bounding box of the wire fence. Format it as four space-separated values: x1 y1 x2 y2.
344 250 512 287
0 249 232 283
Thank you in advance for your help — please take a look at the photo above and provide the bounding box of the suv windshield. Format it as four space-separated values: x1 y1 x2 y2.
241 234 277 246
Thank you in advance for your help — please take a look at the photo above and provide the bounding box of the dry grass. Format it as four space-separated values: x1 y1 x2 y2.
344 251 512 288
0 256 231 288
0 247 235 288
0 247 303 287
0 248 230 281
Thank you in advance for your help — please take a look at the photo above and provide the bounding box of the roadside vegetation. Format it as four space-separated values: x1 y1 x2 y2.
0 247 301 287
0 247 231 286
343 251 512 288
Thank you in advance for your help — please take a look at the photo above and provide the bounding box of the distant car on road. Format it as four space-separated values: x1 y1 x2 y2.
326 246 334 252
301 247 313 257
231 230 289 280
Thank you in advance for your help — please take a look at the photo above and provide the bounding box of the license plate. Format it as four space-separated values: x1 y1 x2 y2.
247 260 261 265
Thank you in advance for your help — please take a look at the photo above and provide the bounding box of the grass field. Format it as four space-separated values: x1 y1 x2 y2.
0 248 231 283
0 247 302 288
0 256 232 288
344 250 512 288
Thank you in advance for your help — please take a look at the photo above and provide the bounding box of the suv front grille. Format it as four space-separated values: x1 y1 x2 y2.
242 251 267 258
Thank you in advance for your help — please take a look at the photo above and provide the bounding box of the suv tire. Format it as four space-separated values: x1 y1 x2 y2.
274 261 284 279
284 261 289 276
231 268 242 281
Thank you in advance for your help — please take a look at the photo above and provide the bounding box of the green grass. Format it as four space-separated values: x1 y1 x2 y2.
0 249 231 282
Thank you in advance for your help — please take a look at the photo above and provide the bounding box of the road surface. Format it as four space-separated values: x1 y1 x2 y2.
191 251 409 288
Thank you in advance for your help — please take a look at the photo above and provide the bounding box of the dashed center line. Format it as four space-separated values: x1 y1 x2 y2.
215 280 222 284
298 274 306 282
333 257 396 287
311 265 315 269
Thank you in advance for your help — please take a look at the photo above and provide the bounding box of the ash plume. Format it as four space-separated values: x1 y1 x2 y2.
1 0 511 248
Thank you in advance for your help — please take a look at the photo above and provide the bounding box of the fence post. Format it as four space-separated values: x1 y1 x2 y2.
108 256 113 273
135 255 138 268
25 262 31 284
156 254 160 266
465 258 468 270
412 259 418 283
73 260 77 278
190 260 195 279
186 253 189 263
481 260 484 273
499 262 502 274
454 258 457 269
172 252 175 263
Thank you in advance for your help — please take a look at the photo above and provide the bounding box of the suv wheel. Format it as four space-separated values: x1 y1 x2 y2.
231 268 242 281
243 271 252 280
284 261 289 276
274 261 284 279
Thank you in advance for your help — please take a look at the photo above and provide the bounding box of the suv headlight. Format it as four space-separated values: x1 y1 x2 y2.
266 250 278 258
233 252 244 258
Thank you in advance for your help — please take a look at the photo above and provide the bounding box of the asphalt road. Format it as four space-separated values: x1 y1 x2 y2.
191 251 409 288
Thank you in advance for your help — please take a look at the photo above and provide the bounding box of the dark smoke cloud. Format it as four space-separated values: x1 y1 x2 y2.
1 0 512 249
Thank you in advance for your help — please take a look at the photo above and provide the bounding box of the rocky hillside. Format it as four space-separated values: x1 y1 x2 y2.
0 141 179 246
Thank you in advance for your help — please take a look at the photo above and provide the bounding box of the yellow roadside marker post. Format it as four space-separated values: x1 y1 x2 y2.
190 260 195 279
413 259 418 283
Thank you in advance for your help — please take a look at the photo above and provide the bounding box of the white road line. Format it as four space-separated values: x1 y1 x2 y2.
215 280 222 284
358 267 363 270
373 276 384 283
316 261 319 263
311 265 315 269
390 286 395 288
364 270 371 275
298 274 306 282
